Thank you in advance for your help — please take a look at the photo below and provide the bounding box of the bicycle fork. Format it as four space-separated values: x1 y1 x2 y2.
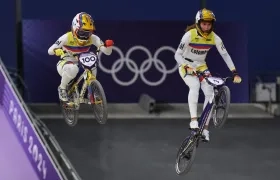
81 70 102 105
78 80 94 104
87 84 103 105
87 85 95 104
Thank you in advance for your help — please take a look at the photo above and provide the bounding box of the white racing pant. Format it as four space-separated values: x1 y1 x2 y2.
57 60 97 89
178 67 214 121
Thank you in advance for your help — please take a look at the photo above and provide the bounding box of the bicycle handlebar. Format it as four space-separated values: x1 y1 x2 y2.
59 50 233 83
222 76 233 82
192 70 233 83
59 49 100 59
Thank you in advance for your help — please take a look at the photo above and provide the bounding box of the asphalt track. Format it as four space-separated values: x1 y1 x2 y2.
44 118 280 180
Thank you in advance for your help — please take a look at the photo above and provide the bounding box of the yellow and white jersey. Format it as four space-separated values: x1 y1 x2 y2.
174 28 236 71
48 32 112 62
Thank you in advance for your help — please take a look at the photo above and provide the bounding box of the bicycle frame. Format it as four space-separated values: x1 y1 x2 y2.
180 102 213 155
191 75 232 136
192 91 215 136
67 68 101 105
176 75 232 175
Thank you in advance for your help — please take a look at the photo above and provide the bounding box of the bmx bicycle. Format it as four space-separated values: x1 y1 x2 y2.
175 73 232 175
59 50 108 127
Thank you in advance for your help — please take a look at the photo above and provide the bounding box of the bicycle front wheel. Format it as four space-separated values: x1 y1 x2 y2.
175 135 198 175
89 80 108 124
60 90 79 127
213 85 231 129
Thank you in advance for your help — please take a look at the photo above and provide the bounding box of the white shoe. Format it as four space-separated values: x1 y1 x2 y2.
202 129 210 142
189 120 199 129
58 87 68 102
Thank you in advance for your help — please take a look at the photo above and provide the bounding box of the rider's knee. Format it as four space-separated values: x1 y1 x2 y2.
201 82 214 97
188 80 200 92
184 76 200 89
188 81 200 99
204 89 213 98
62 64 79 79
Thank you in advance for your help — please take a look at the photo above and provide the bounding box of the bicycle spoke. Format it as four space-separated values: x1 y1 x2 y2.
175 136 197 175
213 86 230 129
60 90 79 127
89 80 108 124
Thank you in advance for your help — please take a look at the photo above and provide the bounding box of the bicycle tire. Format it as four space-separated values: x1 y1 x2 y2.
89 80 108 124
213 85 231 129
175 135 198 175
60 90 79 127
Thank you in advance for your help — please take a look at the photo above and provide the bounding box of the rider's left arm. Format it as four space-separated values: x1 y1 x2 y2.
214 34 242 83
91 35 112 55
214 33 236 72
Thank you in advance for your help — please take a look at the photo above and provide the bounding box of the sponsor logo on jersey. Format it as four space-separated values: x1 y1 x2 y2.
191 49 208 55
55 40 62 45
221 43 225 51
179 42 185 50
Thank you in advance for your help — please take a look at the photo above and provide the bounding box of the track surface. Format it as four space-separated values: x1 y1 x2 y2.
44 118 280 180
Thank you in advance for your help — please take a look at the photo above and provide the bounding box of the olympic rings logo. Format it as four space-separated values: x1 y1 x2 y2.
98 46 178 86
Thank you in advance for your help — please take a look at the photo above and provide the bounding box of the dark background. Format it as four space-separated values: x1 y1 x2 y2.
1 0 278 103
22 20 247 103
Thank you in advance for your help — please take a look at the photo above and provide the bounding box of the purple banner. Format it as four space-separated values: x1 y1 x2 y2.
0 64 62 180
23 20 248 103
0 108 39 180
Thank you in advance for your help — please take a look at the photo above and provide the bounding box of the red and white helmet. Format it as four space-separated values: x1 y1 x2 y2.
71 12 95 45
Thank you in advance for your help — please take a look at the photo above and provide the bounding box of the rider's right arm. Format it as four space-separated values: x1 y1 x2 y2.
174 31 191 66
48 34 68 55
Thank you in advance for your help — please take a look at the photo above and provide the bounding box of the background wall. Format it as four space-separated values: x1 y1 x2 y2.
22 20 247 103
1 0 279 103
207 1 280 79
0 1 16 68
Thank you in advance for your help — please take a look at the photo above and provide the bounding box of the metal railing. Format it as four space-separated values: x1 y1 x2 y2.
6 66 31 101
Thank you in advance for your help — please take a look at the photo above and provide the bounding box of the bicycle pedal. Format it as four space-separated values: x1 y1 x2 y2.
79 98 86 104
200 135 209 143
202 139 209 143
66 102 75 107
62 102 74 108
189 127 199 131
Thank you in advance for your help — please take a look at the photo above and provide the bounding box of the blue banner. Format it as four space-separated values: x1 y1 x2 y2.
0 63 62 180
22 0 199 20
23 20 248 103
0 0 278 86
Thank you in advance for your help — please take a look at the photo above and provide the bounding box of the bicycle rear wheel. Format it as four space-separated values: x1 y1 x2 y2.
175 135 198 175
213 85 231 129
60 90 79 127
89 80 108 124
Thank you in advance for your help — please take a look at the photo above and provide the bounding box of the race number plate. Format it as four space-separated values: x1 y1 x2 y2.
207 76 224 85
79 52 97 67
